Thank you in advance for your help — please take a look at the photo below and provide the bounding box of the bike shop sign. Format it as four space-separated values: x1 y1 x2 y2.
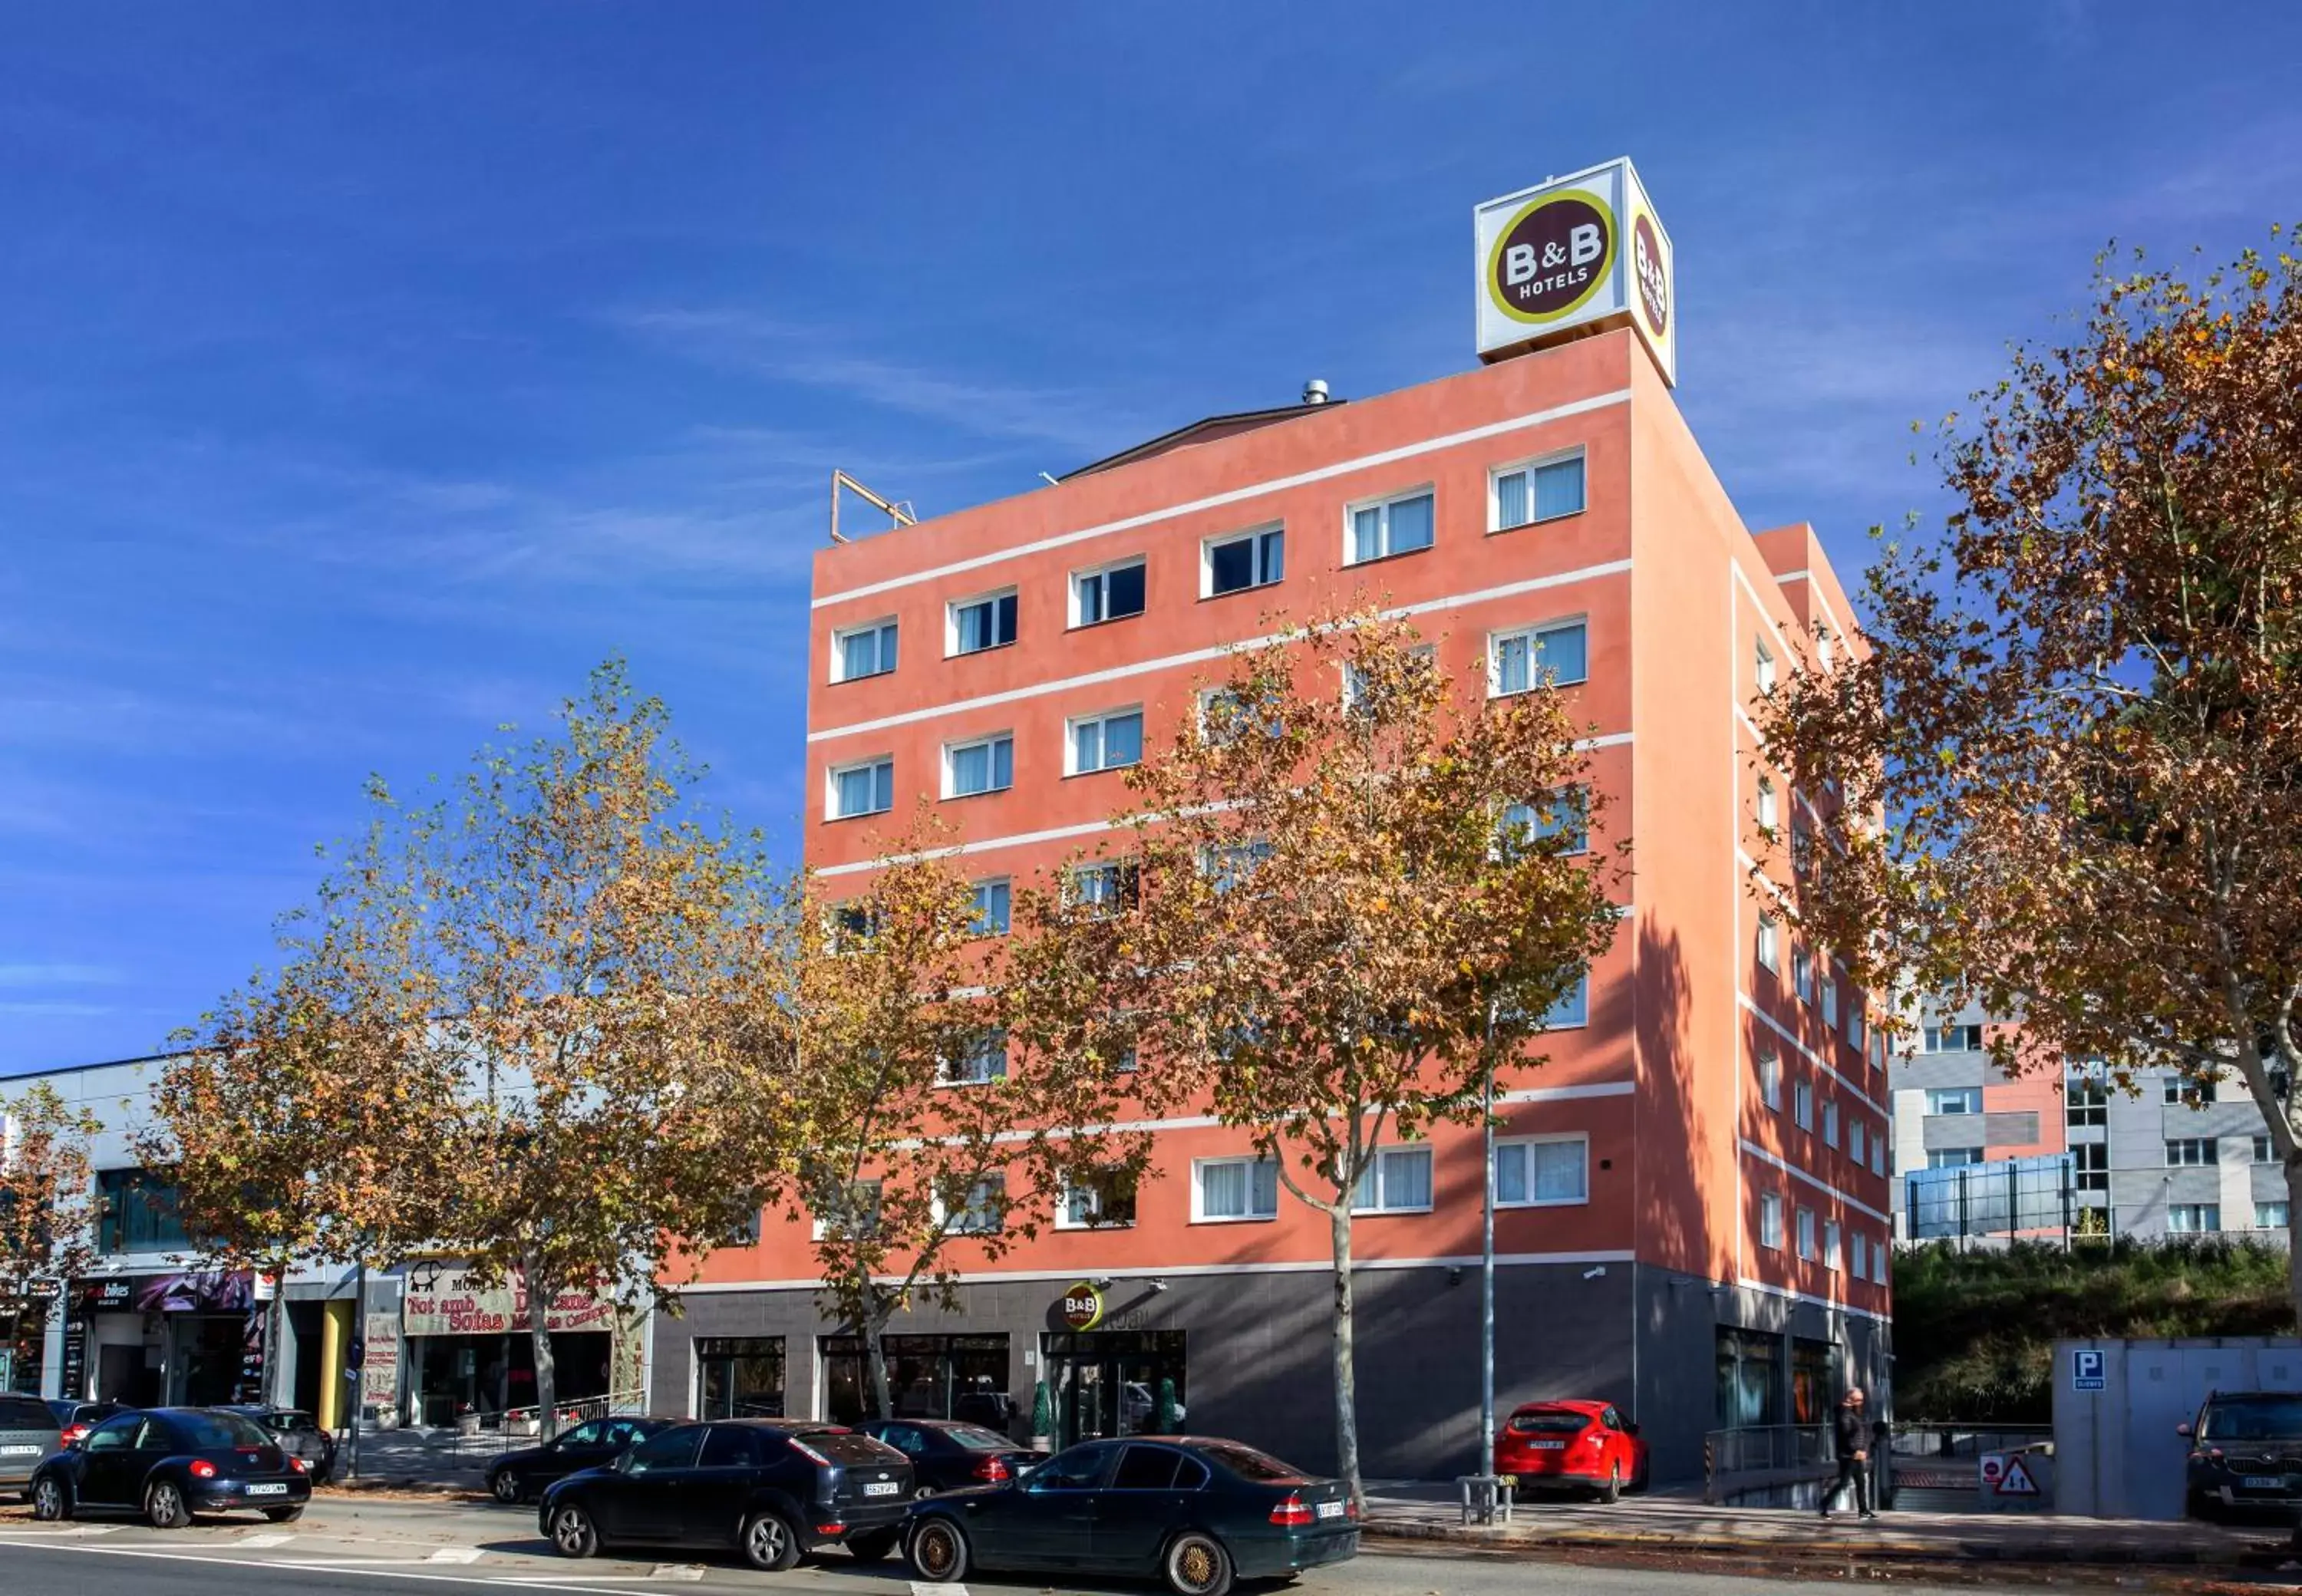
1474 156 1677 386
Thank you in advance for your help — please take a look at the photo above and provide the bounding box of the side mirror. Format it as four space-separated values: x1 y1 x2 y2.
2176 1423 2194 1439
1624 1421 1641 1437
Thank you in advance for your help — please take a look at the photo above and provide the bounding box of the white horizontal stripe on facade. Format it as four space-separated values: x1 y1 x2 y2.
1739 991 1883 1116
807 561 1636 745
1733 1274 1888 1324
1737 1136 1890 1223
812 733 1634 875
811 389 1635 609
675 1250 1641 1294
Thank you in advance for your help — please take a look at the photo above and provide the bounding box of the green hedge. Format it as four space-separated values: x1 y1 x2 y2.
1895 1238 2294 1423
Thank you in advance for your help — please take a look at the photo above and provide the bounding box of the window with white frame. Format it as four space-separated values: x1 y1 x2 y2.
2168 1203 2221 1235
1796 1207 1816 1259
1928 1147 1983 1169
1820 980 1839 1027
1793 1080 1813 1131
1194 1156 1279 1222
1353 1145 1434 1214
1500 787 1590 856
1756 777 1777 832
1204 526 1284 596
1057 1167 1139 1229
1758 1053 1783 1112
942 1176 1004 1235
1817 625 1835 668
1849 1120 1866 1163
1072 558 1146 626
1756 913 1780 973
1871 1135 1885 1176
1200 839 1274 893
1069 707 1143 774
1926 1087 1982 1116
829 757 894 819
1492 450 1585 531
2258 1201 2291 1231
1824 1219 1842 1269
1852 1231 1868 1279
944 732 1014 798
1342 645 1434 717
832 618 898 683
1347 487 1435 564
2257 1136 2277 1166
1067 859 1139 914
1539 973 1590 1030
1199 685 1281 745
1756 639 1776 695
1496 1135 1588 1206
1848 1005 1865 1050
811 1179 882 1241
1822 1100 1839 1148
968 879 1011 937
948 589 1017 655
1792 945 1814 1003
2165 1137 2214 1167
1490 619 1589 694
940 1030 1008 1086
1759 1191 1784 1248
1872 1238 1889 1284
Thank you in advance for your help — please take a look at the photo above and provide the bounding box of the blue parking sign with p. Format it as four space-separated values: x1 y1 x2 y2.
2073 1349 2106 1390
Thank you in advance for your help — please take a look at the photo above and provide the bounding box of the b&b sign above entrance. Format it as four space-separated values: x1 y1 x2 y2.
1060 1281 1106 1332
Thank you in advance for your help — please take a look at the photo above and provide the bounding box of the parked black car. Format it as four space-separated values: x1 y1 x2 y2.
223 1406 337 1483
903 1435 1357 1596
539 1419 912 1570
0 1394 64 1500
2182 1390 2302 1519
30 1407 312 1527
855 1418 1046 1495
488 1415 667 1504
44 1400 128 1449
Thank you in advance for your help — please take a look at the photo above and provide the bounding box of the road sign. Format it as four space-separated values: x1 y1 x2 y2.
1980 1453 2006 1488
1997 1456 2041 1495
2073 1348 2106 1390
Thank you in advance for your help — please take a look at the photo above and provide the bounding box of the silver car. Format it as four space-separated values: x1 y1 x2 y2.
0 1394 63 1498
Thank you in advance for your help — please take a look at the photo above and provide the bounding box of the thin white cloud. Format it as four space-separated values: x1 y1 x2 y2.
0 963 123 988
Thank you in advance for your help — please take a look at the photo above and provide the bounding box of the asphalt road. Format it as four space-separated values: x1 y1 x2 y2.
0 1496 2073 1596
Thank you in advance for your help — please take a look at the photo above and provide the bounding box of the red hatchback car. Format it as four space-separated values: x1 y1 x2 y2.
1494 1401 1648 1502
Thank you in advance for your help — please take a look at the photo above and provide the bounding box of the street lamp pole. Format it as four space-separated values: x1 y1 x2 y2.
1479 999 1498 1492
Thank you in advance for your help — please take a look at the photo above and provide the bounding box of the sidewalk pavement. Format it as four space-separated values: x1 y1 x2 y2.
1362 1481 2284 1568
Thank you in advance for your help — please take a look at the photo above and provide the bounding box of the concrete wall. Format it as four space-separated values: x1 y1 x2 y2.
2055 1337 2302 1519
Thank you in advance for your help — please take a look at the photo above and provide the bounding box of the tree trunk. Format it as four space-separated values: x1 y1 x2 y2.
526 1258 559 1440
2285 1152 2302 1324
866 1299 893 1421
265 1271 291 1406
1328 1202 1364 1513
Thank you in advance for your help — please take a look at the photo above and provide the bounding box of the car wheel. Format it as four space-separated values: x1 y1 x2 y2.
491 1470 523 1505
846 1528 899 1564
1599 1462 1621 1505
549 1502 599 1558
1164 1530 1234 1596
264 1506 305 1524
907 1519 970 1583
146 1479 192 1530
740 1509 801 1572
31 1476 68 1522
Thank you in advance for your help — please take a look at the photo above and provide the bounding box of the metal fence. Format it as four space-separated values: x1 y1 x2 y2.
1703 1423 1830 1493
1905 1154 2074 1240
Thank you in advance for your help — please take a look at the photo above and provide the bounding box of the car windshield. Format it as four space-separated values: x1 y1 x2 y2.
2202 1397 2302 1440
173 1412 276 1449
940 1424 1017 1452
1508 1410 1592 1434
1197 1441 1310 1483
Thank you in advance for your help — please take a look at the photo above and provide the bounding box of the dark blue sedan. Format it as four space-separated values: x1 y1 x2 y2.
902 1435 1357 1596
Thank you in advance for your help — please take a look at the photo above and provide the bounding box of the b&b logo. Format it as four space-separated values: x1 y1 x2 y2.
1489 190 1614 325
1633 213 1668 338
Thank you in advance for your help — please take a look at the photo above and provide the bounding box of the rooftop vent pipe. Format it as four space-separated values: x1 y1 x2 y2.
1302 378 1330 405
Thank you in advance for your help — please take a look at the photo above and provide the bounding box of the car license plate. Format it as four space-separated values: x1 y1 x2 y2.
0 1445 40 1456
862 1481 898 1497
1532 1440 1567 1450
246 1482 289 1495
2244 1476 2284 1489
1314 1499 1345 1519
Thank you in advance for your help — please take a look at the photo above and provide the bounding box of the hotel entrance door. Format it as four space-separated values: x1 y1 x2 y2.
1043 1331 1185 1449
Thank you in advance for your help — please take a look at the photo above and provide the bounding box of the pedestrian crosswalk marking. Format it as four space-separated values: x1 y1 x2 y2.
913 1584 967 1596
427 1544 483 1562
239 1533 296 1548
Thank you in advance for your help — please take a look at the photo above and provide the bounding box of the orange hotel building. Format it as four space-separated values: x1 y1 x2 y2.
658 322 1894 1485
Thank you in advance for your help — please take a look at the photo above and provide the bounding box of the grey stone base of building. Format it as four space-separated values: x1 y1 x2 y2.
651 1262 1889 1486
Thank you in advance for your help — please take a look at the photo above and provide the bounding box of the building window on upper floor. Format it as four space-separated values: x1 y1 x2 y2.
1822 1100 1839 1149
1847 1004 1865 1050
2165 1137 2215 1167
1352 1144 1434 1215
1539 973 1590 1030
1069 708 1143 775
940 1176 1004 1236
97 1169 190 1256
1852 1231 1868 1279
1793 1080 1814 1132
811 1179 882 1242
944 733 1014 799
1849 1120 1866 1163
1870 1032 1887 1072
829 757 895 820
948 589 1018 656
1816 625 1835 668
1756 776 1778 833
1067 860 1140 915
1921 1023 1986 1054
1820 980 1839 1027
832 618 899 683
828 901 879 953
1194 1156 1280 1222
1756 638 1777 696
1057 1167 1139 1230
2164 1073 2210 1107
1347 486 1435 564
1496 1134 1588 1207
1071 557 1146 627
1204 526 1284 597
968 879 1011 938
1341 646 1436 719
1493 450 1586 531
1824 1219 1842 1270
2073 1141 2108 1191
1928 1146 1984 1169
1792 945 1814 1004
1927 1087 1983 1116
1490 619 1588 696
1499 787 1590 857
1759 1191 1784 1249
2168 1202 2221 1235
1758 1052 1783 1113
2257 1135 2278 1166
1873 1238 1891 1284
938 1029 1008 1087
2258 1201 2291 1232
1871 1135 1886 1176
1199 839 1275 894
1756 913 1780 974
1796 1206 1816 1260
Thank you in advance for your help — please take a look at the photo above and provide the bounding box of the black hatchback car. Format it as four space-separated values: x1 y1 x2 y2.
903 1435 1357 1596
488 1415 666 1504
539 1419 912 1570
855 1418 1046 1494
31 1407 312 1527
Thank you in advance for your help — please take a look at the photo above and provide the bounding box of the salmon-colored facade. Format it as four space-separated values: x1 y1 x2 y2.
658 327 1891 1483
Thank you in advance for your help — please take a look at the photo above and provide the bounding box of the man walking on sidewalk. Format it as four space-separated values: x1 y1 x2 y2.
1819 1387 1875 1520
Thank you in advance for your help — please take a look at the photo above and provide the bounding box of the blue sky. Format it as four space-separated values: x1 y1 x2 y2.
5 3 2299 1073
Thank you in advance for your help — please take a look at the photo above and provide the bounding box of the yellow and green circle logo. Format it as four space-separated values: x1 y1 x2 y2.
1487 190 1615 325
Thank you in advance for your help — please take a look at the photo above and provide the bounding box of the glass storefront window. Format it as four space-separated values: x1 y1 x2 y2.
1042 1330 1187 1448
1790 1337 1838 1426
695 1337 785 1419
1714 1327 1780 1428
820 1334 1011 1426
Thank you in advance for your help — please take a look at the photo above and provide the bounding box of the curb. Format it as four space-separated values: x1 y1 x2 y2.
1363 1519 2261 1569
322 1479 491 1501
